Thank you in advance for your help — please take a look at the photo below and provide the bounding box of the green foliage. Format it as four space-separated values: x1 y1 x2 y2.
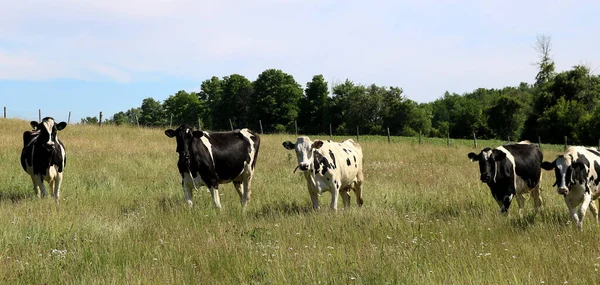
487 95 527 140
80 116 98 124
299 75 329 134
139 97 166 127
251 69 303 132
162 90 204 127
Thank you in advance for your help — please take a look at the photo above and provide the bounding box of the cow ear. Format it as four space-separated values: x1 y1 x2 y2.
282 141 295 150
467 152 479 161
30 121 39 129
541 161 555 170
56 122 67 130
164 129 176 138
312 140 324 149
494 152 507 161
192 131 204 138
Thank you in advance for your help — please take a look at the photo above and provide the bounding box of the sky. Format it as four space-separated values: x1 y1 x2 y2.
1 0 599 123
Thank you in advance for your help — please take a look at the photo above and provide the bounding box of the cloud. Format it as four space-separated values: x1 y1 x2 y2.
0 0 599 102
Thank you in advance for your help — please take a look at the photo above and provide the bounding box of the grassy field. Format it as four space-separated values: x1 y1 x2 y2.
0 118 598 284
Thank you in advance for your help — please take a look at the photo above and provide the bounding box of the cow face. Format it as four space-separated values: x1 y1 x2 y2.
30 117 67 151
165 125 204 169
468 148 507 184
283 137 324 172
542 155 586 195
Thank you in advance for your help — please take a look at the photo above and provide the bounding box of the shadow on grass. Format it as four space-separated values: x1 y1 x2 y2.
0 190 31 203
510 208 572 230
251 200 314 220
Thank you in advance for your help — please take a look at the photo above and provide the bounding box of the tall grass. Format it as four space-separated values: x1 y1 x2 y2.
0 118 596 284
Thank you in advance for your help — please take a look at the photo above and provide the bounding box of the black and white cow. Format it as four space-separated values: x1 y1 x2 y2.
164 125 260 209
542 146 600 228
467 141 543 216
20 117 67 202
283 136 364 211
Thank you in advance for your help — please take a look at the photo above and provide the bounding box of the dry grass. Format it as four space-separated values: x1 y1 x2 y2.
0 118 596 284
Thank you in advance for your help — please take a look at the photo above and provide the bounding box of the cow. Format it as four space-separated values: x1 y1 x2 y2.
541 146 600 229
282 136 364 211
467 141 543 217
164 125 260 209
20 117 67 203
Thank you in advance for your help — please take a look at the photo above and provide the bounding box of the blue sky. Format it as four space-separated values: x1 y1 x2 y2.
1 0 599 123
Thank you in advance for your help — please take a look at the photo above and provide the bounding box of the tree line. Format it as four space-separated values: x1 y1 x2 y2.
86 36 600 145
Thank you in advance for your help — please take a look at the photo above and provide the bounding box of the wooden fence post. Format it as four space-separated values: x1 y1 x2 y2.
68 111 71 125
170 113 173 129
294 120 298 135
507 135 510 143
3 107 5 118
259 120 263 135
229 118 234 131
356 126 359 142
329 124 332 140
99 112 103 127
135 114 139 127
473 133 477 148
419 131 422 145
38 109 41 122
564 136 568 151
538 136 541 149
447 132 450 147
387 127 390 143
198 118 202 130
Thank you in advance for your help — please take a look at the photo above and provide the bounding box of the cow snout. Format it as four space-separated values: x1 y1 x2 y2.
45 141 55 150
558 187 569 195
299 164 309 171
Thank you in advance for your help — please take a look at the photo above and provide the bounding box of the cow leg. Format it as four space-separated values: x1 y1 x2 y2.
233 181 243 203
565 195 580 228
515 193 525 218
589 198 599 223
330 181 340 211
340 187 351 208
577 192 592 229
354 179 364 207
53 172 63 203
305 177 320 210
209 187 222 209
242 172 253 208
34 175 48 198
30 175 41 198
182 175 194 207
531 185 543 214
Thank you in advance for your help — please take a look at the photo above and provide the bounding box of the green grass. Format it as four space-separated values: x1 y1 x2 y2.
0 118 596 284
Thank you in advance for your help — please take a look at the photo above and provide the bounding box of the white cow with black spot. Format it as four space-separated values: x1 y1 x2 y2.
283 136 364 210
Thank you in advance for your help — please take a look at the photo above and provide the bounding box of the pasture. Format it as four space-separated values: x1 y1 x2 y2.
0 118 598 284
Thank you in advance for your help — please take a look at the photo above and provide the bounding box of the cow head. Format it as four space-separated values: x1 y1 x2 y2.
165 124 204 170
30 117 67 151
282 136 324 172
468 148 507 184
541 155 587 195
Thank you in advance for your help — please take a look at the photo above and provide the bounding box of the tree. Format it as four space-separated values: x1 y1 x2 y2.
533 34 555 87
139 97 165 127
221 74 253 130
199 76 223 129
251 69 303 132
487 95 527 140
81 116 98 124
163 90 205 127
299 75 329 134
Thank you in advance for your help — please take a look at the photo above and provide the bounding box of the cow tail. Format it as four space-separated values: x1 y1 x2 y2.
252 133 260 170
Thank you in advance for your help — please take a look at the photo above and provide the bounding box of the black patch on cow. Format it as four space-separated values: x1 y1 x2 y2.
595 161 600 185
471 143 543 213
343 148 349 154
587 148 600 157
168 124 260 189
334 180 340 189
353 155 356 162
346 158 351 166
328 150 336 169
